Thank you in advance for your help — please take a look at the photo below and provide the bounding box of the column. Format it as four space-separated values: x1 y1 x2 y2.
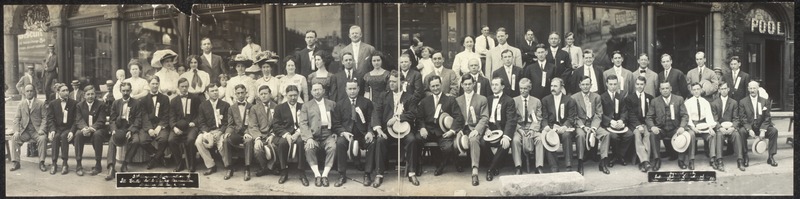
563 3 572 34
646 4 655 70
362 3 373 44
52 19 67 83
105 10 122 76
710 3 725 70
466 3 475 36
4 26 23 99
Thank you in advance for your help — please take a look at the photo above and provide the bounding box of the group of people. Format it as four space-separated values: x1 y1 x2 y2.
9 25 780 188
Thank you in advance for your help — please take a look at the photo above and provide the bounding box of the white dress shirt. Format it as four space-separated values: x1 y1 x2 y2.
685 96 716 127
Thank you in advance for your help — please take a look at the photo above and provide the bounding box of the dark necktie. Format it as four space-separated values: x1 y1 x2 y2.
484 36 490 51
698 68 703 83
697 98 701 120
347 69 353 80
351 99 357 120
523 98 529 123
192 69 202 89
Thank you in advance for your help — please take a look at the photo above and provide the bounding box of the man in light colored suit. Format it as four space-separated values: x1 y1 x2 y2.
485 27 522 76
249 85 279 179
16 65 36 95
299 83 338 187
9 85 49 172
342 25 376 75
512 78 544 174
423 52 460 96
603 51 635 98
634 53 659 97
686 51 719 101
455 75 489 186
199 38 227 84
571 76 604 175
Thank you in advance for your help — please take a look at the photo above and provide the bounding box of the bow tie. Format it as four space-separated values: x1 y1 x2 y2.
238 102 247 106
263 103 270 107
640 69 646 73
181 95 189 98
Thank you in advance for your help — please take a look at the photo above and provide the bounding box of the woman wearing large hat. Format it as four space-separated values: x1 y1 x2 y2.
225 54 257 104
151 49 180 99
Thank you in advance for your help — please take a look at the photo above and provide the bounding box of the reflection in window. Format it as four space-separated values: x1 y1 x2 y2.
487 5 516 46
574 6 638 70
655 11 706 73
198 9 261 75
127 20 178 79
523 5 551 47
284 4 356 73
72 26 113 86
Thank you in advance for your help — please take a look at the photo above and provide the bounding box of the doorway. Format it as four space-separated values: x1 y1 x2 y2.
763 39 782 109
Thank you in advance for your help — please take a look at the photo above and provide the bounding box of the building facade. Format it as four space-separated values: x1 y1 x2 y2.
3 2 793 110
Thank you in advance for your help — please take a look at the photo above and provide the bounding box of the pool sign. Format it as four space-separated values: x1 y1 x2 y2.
748 8 785 36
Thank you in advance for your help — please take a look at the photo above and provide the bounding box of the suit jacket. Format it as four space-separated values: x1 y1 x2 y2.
738 96 773 133
514 95 543 132
520 40 538 66
457 73 492 98
296 47 319 77
603 67 636 97
625 91 653 128
199 53 226 84
13 98 48 134
423 67 460 96
657 68 690 98
69 89 85 103
273 102 302 137
545 46 572 81
101 91 115 113
491 66 524 98
16 74 34 94
226 101 253 135
373 91 413 130
711 96 739 129
540 94 577 128
247 101 278 138
568 65 606 95
599 91 627 128
632 68 659 97
414 93 465 137
47 98 78 133
75 100 107 131
299 99 337 141
109 98 142 134
486 94 518 137
333 96 374 137
169 93 203 128
330 68 365 103
400 69 426 106
522 60 555 99
485 44 523 76
140 92 171 130
645 95 688 131
456 93 489 134
44 53 57 72
342 42 377 75
572 92 603 128
724 70 750 101
197 99 230 133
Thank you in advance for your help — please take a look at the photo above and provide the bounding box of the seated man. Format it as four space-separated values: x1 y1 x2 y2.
140 77 172 170
625 76 655 172
684 82 719 170
299 83 338 187
106 82 143 181
738 81 778 167
572 76 604 175
512 78 544 174
195 83 229 175
710 82 743 171
483 77 517 180
74 85 109 176
455 75 489 186
46 83 78 175
540 78 578 172
168 78 203 172
332 79 380 187
250 85 279 178
9 85 48 172
599 75 632 172
373 70 414 188
222 84 256 181
271 85 309 186
645 82 689 171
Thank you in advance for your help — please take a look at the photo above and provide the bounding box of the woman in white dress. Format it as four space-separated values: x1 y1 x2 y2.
562 32 583 69
152 50 181 99
452 35 481 76
278 55 309 103
124 60 150 100
416 46 435 78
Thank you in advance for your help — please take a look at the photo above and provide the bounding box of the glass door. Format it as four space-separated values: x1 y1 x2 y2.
71 26 113 86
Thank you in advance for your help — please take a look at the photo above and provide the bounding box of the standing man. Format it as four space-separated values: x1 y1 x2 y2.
195 83 229 175
645 82 689 170
485 27 522 76
297 30 319 77
523 44 555 101
246 85 278 181
332 80 380 187
46 84 78 175
603 51 635 97
69 80 84 103
520 29 538 67
331 53 365 103
571 76 603 175
491 50 524 98
634 53 659 96
475 25 496 66
739 81 779 167
9 85 48 172
181 55 211 97
299 83 338 187
657 54 690 97
568 49 605 95
455 75 489 186
199 38 226 84
16 65 36 95
625 76 655 172
342 25 376 75
141 77 172 170
461 58 492 97
686 51 719 102
484 77 518 180
724 56 750 102
545 32 572 81
241 35 262 62
710 82 744 171
271 85 309 186
168 78 203 172
44 44 58 102
684 83 718 170
424 52 460 96
512 78 544 174
540 78 577 172
105 82 142 181
599 75 632 171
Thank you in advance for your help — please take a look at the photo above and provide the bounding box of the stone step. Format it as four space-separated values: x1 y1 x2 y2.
500 172 586 196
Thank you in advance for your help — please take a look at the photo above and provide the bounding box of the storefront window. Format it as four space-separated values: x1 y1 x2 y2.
574 6 638 70
523 5 552 47
198 9 261 75
396 4 457 67
487 5 516 45
284 4 356 73
72 26 113 85
655 11 706 72
380 4 399 69
127 19 179 79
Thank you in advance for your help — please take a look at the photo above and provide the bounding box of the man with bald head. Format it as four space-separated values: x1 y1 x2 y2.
686 51 719 101
460 58 491 97
342 25 376 75
738 81 778 167
9 85 48 172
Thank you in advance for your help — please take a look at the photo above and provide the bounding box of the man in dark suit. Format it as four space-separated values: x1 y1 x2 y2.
599 75 633 170
194 83 229 175
626 76 655 172
491 49 524 98
46 84 78 175
300 83 338 187
102 80 116 109
724 56 750 102
710 82 744 171
9 85 49 172
460 58 492 97
523 44 555 100
409 75 465 186
739 81 778 167
373 71 414 187
569 50 606 95
399 53 426 109
571 76 603 175
296 30 320 77
332 80 379 187
540 78 578 172
483 77 518 181
222 84 256 181
657 54 690 97
271 85 309 185
139 77 172 170
44 44 58 102
520 29 538 67
168 78 203 172
342 25 376 75
199 38 227 83
73 86 108 176
69 80 84 103
331 53 365 103
545 32 572 81
402 36 421 72
645 82 689 171
105 82 143 181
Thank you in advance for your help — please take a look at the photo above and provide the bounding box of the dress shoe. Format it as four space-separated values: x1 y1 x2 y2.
652 159 662 171
599 158 610 174
471 175 479 186
715 159 725 172
688 160 695 170
408 176 419 186
515 167 523 175
372 176 383 188
643 161 652 172
189 164 196 173
255 169 270 177
607 159 615 168
678 160 687 169
619 158 627 166
709 159 717 170
577 161 584 176
223 169 234 180
50 165 58 175
278 173 288 184
565 166 573 172
146 159 158 170
314 177 322 187
767 155 778 167
743 154 749 167
737 159 746 171
173 163 185 172
90 167 102 176
434 165 444 176
243 169 251 181
321 177 329 187
300 175 310 186
485 169 495 181
39 162 47 172
120 163 129 172
334 176 347 187
76 166 84 176
362 174 372 187
203 166 217 176
536 166 545 174
105 169 116 181
10 161 21 171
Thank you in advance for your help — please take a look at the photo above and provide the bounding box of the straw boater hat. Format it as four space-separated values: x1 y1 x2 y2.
694 123 712 133
438 112 454 132
586 130 597 149
150 49 178 69
719 122 735 135
607 121 630 134
201 131 217 149
389 121 411 138
482 129 503 144
542 126 561 152
263 144 275 161
455 132 467 154
752 137 768 154
671 130 691 153
348 140 360 160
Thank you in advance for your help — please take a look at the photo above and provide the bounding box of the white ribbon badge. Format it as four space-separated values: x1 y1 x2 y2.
541 72 547 87
155 102 160 117
669 104 675 120
356 107 366 123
